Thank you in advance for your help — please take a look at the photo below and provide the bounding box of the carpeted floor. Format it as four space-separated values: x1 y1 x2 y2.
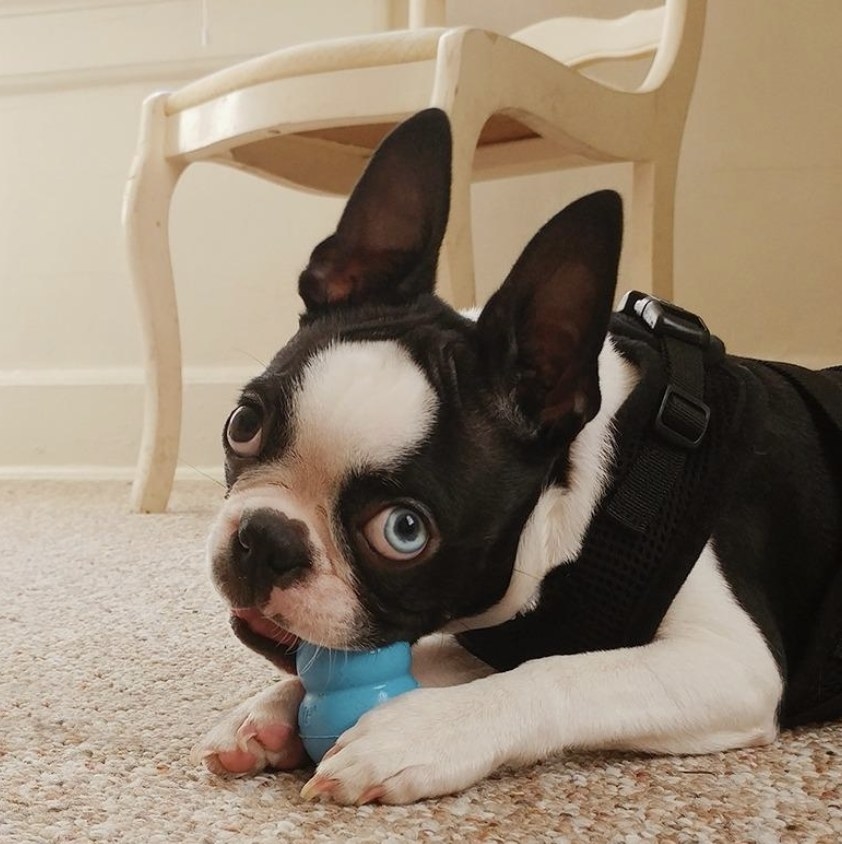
1 479 840 843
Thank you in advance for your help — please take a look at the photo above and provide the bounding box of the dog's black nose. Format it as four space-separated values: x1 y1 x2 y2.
234 508 312 586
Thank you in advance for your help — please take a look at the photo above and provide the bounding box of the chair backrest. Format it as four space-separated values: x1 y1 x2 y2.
512 6 666 70
410 1 703 96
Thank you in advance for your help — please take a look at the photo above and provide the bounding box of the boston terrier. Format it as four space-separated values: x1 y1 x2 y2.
193 108 842 805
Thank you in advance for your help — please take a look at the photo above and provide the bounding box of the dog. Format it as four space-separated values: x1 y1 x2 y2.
193 108 842 805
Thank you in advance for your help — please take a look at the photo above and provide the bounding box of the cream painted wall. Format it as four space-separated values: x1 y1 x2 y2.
1 0 841 479
0 0 387 477
677 2 842 366
453 0 842 367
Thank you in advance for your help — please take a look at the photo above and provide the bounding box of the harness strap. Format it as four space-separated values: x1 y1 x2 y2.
607 292 712 532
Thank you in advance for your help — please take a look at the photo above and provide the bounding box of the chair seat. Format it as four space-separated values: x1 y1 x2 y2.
165 25 545 179
166 28 448 115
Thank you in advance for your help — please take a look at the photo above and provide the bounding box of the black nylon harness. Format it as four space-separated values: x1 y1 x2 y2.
458 292 842 726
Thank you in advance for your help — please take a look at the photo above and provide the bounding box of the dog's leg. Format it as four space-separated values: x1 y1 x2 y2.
301 545 783 805
411 633 497 687
191 674 306 775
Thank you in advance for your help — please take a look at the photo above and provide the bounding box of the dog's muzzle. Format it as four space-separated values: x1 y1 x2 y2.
233 508 313 588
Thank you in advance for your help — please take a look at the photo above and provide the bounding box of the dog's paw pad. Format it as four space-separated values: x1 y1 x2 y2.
193 678 306 776
252 721 298 755
198 723 306 776
212 746 263 776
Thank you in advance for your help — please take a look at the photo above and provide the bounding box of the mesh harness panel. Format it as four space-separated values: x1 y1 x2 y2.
458 303 752 666
458 297 842 727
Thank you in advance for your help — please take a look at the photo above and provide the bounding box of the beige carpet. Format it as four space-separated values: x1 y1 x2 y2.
1 479 840 843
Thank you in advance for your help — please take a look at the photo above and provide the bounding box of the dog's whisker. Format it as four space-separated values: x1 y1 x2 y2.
447 618 473 635
179 461 226 490
233 347 268 369
301 643 323 677
512 566 543 582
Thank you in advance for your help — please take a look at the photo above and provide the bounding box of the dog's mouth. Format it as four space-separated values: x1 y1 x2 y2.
229 608 300 673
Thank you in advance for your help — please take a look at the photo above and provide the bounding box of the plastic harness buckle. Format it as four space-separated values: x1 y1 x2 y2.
655 384 711 449
619 291 710 348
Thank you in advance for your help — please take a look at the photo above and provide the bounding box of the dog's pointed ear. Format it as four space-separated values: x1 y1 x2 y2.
477 190 622 440
298 109 452 313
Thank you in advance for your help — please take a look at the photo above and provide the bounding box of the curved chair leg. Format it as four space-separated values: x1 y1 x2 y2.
628 158 678 300
431 30 495 311
123 93 185 513
437 113 483 310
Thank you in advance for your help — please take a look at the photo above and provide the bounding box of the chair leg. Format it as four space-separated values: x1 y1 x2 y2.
123 93 185 513
437 121 480 311
628 159 678 300
430 29 492 312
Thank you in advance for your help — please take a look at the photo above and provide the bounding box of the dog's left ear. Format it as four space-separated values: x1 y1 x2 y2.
298 109 451 313
477 190 622 441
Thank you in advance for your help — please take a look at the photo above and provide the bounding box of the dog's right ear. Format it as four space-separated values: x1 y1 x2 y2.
477 190 622 443
298 109 451 314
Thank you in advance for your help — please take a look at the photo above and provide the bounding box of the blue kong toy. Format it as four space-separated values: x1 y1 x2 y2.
296 640 419 763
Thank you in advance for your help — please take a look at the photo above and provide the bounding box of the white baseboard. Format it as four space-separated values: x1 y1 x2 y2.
0 464 224 483
0 365 258 474
5 353 836 478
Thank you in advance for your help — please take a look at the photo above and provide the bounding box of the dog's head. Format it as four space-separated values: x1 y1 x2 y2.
207 109 622 662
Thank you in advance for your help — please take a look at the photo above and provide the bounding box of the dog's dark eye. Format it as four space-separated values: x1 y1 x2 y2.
363 505 429 561
226 404 263 458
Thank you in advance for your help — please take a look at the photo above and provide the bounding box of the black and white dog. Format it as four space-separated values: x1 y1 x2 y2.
194 109 842 805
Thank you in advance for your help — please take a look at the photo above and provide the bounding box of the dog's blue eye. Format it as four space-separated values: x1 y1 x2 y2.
363 505 430 561
384 508 426 553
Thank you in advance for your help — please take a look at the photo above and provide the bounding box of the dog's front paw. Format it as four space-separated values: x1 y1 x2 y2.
192 676 306 776
300 685 501 805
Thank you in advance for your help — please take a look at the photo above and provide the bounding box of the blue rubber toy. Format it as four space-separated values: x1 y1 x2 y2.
296 640 419 763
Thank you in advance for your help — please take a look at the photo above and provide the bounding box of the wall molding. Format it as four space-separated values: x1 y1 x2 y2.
0 0 173 17
0 365 260 387
0 0 244 94
0 366 258 472
0 464 224 483
0 0 390 91
0 54 253 95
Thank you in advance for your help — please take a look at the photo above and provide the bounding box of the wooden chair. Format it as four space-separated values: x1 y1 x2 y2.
124 0 707 512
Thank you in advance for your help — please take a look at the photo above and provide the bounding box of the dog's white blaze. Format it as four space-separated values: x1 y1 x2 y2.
294 341 437 476
448 337 639 632
207 341 437 647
